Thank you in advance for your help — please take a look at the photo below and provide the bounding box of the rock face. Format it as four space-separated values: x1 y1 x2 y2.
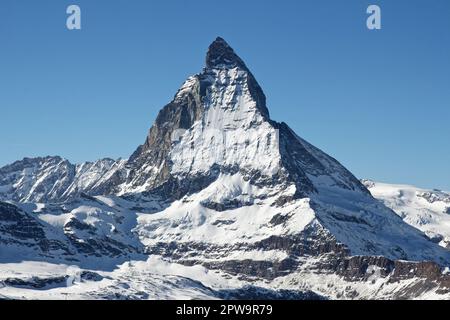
0 198 143 264
0 201 71 261
0 201 46 248
1 38 450 300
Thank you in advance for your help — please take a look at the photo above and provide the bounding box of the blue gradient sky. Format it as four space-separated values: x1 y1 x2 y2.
1 0 449 190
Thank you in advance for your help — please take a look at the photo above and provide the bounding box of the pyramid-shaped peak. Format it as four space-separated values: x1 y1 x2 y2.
206 37 248 70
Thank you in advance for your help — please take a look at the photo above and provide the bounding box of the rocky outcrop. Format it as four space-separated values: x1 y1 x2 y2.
0 201 69 255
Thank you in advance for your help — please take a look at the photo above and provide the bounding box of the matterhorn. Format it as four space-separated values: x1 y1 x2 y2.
0 38 449 300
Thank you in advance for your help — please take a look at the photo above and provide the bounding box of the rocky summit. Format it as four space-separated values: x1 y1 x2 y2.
1 38 450 300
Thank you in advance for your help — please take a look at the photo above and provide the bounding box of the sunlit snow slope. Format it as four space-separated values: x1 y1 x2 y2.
364 180 450 249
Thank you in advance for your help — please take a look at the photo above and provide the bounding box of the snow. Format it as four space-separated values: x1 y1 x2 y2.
38 213 72 228
185 250 290 263
0 157 125 203
1 255 449 300
61 159 121 199
1 39 450 300
33 203 45 213
0 258 227 300
0 261 72 280
170 68 282 178
94 196 116 208
136 173 315 246
365 180 450 248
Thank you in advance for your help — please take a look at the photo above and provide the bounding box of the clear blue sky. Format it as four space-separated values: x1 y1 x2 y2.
1 0 449 190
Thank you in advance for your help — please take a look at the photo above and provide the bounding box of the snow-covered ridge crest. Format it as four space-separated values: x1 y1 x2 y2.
0 156 126 203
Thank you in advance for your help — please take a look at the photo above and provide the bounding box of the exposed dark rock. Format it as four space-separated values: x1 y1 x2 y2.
0 202 60 253
211 219 235 226
429 234 444 244
65 218 97 233
201 258 298 281
2 271 103 289
269 214 290 226
202 199 250 212
417 191 450 204
2 276 67 289
328 212 372 226
65 233 137 258
251 226 350 257
217 286 326 300
206 37 270 120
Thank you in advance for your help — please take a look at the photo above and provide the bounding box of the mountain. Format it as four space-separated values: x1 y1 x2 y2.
364 180 450 249
1 38 450 300
0 156 126 203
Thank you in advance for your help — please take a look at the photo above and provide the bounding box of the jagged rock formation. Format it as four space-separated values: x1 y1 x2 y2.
0 156 125 203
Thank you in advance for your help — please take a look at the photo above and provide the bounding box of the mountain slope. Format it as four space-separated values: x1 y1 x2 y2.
364 180 450 249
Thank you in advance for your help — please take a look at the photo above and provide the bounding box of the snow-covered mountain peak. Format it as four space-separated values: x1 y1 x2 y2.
206 37 248 70
0 38 370 201
2 38 450 300
204 38 270 119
